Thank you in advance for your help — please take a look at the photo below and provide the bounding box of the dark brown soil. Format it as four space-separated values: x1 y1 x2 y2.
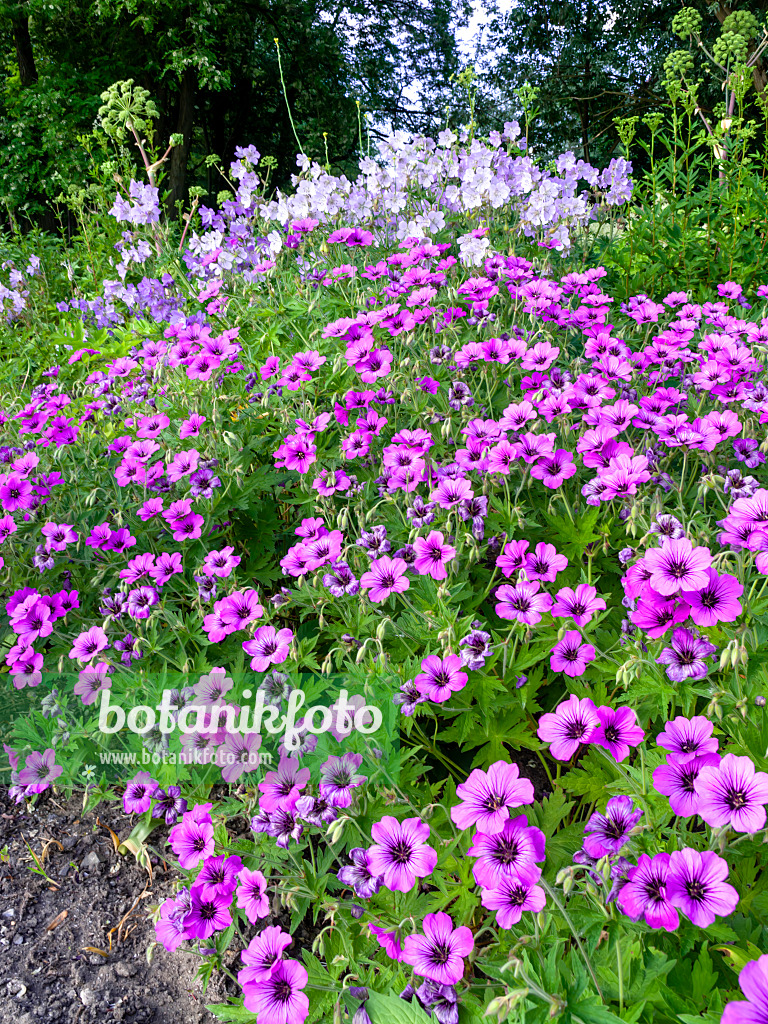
0 787 229 1024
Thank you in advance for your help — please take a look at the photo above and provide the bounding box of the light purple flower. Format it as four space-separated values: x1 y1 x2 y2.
656 715 719 763
666 848 739 927
537 695 600 760
243 626 293 672
17 748 63 793
653 753 721 817
451 761 534 834
694 754 768 833
480 876 546 927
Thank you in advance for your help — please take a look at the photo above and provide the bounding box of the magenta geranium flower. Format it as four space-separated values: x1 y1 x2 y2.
666 849 739 927
495 581 553 625
529 449 576 488
694 754 768 833
239 926 292 985
368 816 437 892
653 753 721 817
195 853 243 900
681 568 743 626
68 626 109 662
236 868 270 924
123 770 157 814
656 715 719 763
258 756 311 812
589 705 644 761
74 662 112 705
412 531 457 579
480 875 546 927
451 761 534 834
525 542 568 582
369 923 403 960
413 654 468 702
168 813 215 870
550 584 606 626
243 626 293 672
549 630 595 677
242 960 309 1024
467 815 546 888
537 694 600 760
359 556 410 602
401 912 474 986
617 853 679 931
644 537 712 596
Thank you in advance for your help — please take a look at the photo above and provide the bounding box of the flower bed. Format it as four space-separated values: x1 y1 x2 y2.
2 125 768 1024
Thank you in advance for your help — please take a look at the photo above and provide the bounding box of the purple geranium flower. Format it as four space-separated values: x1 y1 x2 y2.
401 912 474 986
589 706 645 762
337 848 383 898
644 537 712 596
236 867 270 924
617 853 679 931
241 959 309 1024
653 753 721 817
549 630 596 677
413 654 468 703
195 853 243 900
17 748 63 793
656 715 719 763
467 815 546 888
583 795 643 857
123 770 157 814
184 883 233 940
318 753 367 808
722 954 768 1024
694 754 768 833
243 626 293 672
666 848 739 927
656 627 717 681
537 694 600 760
368 816 437 892
239 925 292 985
480 875 546 927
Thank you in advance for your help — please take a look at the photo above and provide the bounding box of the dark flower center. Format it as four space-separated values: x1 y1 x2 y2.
495 839 520 865
685 880 706 902
390 841 413 864
430 941 452 965
725 788 748 811
566 721 588 740
484 793 506 812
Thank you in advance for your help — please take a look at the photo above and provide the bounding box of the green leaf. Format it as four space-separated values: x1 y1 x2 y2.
570 995 624 1024
205 1002 257 1022
714 941 765 975
365 991 432 1024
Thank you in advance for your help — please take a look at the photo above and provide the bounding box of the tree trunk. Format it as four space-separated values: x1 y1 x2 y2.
165 67 196 213
12 11 37 86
